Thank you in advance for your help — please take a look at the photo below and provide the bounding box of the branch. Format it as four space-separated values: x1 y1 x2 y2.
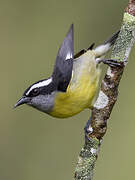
74 1 135 179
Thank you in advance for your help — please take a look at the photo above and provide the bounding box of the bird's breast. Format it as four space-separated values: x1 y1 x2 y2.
49 51 100 118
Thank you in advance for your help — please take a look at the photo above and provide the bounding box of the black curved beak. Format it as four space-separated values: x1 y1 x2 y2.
14 96 30 109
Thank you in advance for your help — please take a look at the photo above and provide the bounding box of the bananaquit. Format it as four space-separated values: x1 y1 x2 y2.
14 24 120 118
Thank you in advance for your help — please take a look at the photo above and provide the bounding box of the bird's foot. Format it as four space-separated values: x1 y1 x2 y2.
100 59 126 67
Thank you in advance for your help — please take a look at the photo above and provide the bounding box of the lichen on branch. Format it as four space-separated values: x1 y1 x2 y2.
74 1 135 180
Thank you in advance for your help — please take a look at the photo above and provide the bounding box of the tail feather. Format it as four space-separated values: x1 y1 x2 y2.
104 30 120 46
94 30 120 57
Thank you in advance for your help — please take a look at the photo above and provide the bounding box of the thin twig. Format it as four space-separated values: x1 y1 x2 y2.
74 1 135 179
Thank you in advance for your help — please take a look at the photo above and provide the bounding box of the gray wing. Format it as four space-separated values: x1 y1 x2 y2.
52 24 74 92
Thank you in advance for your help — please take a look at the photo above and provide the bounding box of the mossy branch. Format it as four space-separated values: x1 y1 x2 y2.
74 1 135 180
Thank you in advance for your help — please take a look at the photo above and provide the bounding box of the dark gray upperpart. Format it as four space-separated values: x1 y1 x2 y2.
23 24 74 97
52 24 74 92
14 25 75 109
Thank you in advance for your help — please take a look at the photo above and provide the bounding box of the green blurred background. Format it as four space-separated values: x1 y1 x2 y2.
1 0 135 179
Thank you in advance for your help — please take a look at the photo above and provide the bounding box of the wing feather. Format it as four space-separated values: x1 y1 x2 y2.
52 24 74 92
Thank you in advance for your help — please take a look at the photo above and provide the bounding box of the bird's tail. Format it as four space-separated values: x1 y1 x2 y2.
93 30 120 57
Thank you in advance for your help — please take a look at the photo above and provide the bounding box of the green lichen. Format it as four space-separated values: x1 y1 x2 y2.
75 10 135 180
111 13 135 61
75 137 100 180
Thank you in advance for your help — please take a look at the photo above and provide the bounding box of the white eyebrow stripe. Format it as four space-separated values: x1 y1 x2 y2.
26 77 52 95
65 52 73 60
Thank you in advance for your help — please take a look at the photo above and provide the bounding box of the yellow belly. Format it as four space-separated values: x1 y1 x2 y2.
50 74 99 118
49 51 100 118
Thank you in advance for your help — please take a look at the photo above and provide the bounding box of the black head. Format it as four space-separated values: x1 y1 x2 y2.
14 77 56 108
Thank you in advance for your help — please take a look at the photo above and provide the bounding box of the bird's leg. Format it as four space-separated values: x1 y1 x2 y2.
97 58 126 67
101 59 126 67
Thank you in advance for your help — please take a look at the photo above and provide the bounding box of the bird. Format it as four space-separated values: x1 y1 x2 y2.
14 24 120 118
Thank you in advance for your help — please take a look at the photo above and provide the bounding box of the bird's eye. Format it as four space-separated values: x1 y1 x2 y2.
31 88 39 96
